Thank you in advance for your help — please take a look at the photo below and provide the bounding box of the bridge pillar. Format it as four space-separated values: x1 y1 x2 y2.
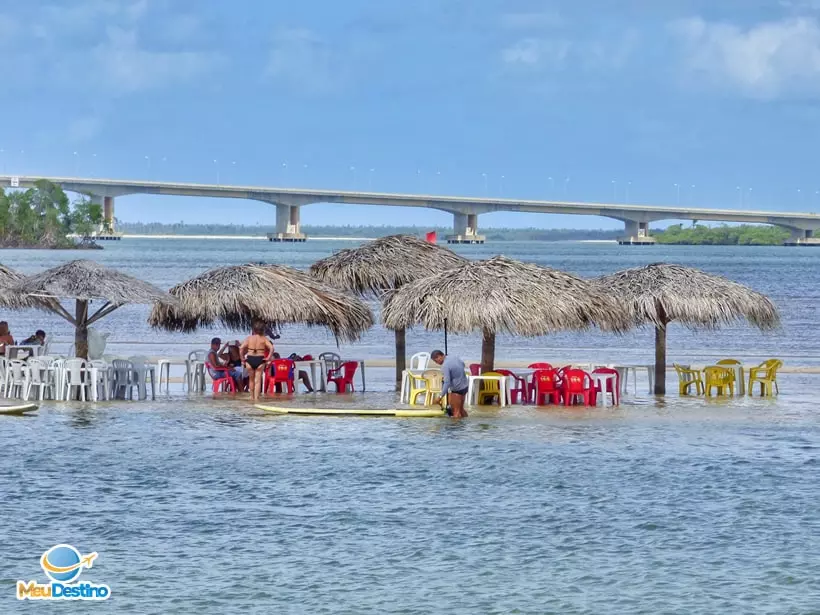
618 220 656 245
88 196 121 239
446 212 485 244
267 204 306 242
783 227 820 246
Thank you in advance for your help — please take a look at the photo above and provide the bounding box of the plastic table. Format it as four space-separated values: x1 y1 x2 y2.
294 359 327 393
590 372 618 406
467 374 508 407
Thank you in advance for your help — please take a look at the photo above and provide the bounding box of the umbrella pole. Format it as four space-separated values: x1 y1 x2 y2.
444 319 448 355
394 327 406 390
75 299 89 360
481 329 495 373
654 323 667 396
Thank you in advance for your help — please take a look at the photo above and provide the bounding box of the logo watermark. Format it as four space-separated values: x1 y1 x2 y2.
17 544 111 601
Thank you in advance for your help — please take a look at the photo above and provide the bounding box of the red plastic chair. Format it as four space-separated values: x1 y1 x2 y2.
592 367 620 406
533 369 561 405
560 369 594 406
469 363 482 376
497 369 528 404
205 362 236 393
266 359 295 394
527 363 553 399
327 361 358 393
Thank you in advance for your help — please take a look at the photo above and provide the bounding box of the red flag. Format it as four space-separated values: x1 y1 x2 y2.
425 231 437 244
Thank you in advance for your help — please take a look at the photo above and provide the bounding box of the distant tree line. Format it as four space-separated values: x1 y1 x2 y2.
0 180 103 248
653 224 790 245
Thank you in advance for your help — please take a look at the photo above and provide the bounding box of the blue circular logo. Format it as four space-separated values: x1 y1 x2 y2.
41 545 83 583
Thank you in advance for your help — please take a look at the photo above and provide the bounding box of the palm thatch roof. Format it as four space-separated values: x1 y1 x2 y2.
148 264 374 342
310 234 467 295
0 263 55 310
13 259 173 305
593 263 780 330
382 255 631 335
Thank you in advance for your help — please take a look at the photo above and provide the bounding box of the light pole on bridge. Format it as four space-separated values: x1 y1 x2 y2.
145 155 151 176
481 172 488 196
674 183 680 205
369 168 375 190
214 159 220 184
564 177 570 197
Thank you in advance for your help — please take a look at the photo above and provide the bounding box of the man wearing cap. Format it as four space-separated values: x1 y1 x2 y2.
207 337 243 390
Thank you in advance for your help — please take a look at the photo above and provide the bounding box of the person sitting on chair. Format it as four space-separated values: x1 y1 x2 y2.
22 329 46 346
207 337 243 390
0 321 14 355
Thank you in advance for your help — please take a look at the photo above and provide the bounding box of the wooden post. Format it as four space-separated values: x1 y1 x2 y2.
481 329 496 373
394 327 406 390
75 299 89 359
654 323 666 395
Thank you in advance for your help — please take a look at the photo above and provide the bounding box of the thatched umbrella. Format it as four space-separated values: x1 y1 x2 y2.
0 264 59 310
9 259 176 358
310 235 466 386
148 264 374 342
594 263 780 395
382 255 631 372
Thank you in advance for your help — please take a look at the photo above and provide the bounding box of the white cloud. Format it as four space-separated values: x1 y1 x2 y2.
502 38 570 68
88 26 224 93
501 30 637 73
265 28 346 93
671 16 820 99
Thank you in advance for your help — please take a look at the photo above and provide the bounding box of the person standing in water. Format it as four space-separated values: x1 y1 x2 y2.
240 320 274 400
431 349 468 418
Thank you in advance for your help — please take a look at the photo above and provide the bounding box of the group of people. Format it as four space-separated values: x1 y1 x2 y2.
202 320 470 418
206 321 313 400
0 321 47 357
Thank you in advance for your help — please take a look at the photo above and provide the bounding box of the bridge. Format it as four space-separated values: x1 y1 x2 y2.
2 174 820 245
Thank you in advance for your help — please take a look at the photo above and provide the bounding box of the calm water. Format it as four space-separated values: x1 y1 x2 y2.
1 240 819 613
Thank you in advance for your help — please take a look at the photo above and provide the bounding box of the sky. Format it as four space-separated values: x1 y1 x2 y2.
2 0 820 229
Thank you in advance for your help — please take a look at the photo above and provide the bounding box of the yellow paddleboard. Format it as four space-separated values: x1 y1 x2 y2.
0 403 38 415
256 404 446 418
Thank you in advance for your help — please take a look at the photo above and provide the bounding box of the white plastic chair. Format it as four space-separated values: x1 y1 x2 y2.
111 360 137 400
128 356 151 400
5 360 27 399
0 357 7 397
186 351 207 392
409 352 431 370
26 358 55 400
50 358 65 400
63 358 90 401
319 352 342 376
89 360 110 401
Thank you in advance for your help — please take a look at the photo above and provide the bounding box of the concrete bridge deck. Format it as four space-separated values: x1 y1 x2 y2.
3 175 820 245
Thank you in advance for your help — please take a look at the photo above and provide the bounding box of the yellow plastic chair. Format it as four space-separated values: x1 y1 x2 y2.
477 371 503 405
717 359 744 394
703 366 735 397
422 369 443 405
748 359 782 396
406 371 430 405
674 363 704 396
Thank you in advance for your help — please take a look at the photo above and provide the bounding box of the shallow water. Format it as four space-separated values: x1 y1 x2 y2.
1 370 819 613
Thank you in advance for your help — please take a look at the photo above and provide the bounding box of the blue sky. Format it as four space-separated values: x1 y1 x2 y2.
2 0 820 229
